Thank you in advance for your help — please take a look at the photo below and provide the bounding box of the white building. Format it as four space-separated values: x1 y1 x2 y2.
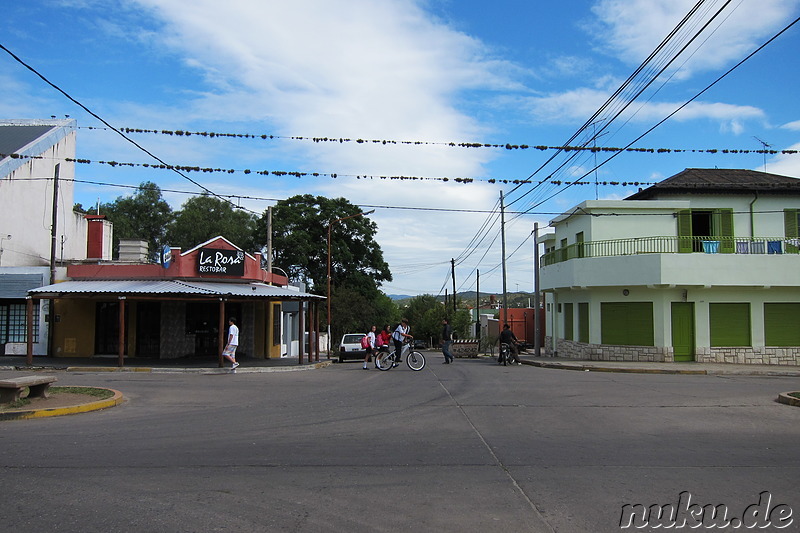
0 119 111 355
540 168 800 366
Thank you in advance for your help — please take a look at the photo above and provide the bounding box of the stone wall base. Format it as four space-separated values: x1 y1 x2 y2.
545 338 672 362
697 347 800 366
544 337 800 365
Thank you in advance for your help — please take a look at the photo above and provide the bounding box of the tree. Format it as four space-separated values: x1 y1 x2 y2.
401 294 472 345
100 182 173 260
258 195 391 294
329 285 400 343
167 194 258 252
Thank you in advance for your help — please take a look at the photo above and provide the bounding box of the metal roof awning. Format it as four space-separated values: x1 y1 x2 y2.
27 279 325 300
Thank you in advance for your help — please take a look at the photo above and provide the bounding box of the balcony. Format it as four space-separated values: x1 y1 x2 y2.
540 236 800 291
542 236 800 266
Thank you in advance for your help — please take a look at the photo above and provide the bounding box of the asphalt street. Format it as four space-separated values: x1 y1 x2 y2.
1 356 799 532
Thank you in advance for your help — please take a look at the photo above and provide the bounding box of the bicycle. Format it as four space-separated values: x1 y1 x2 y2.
376 338 426 371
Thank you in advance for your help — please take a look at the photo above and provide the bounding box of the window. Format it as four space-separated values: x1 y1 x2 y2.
677 209 734 253
709 303 751 347
601 302 654 346
0 301 40 343
563 303 573 340
578 303 589 343
764 303 800 346
576 232 585 258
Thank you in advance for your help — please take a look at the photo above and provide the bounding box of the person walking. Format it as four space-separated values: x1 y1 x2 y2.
392 318 412 365
363 325 377 370
441 318 454 364
222 317 240 371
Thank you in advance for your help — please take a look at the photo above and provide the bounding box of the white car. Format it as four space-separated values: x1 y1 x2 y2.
338 333 367 363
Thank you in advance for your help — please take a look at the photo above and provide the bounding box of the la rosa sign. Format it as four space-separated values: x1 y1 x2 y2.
197 247 245 275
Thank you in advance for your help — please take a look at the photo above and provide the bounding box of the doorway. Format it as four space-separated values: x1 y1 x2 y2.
671 302 695 362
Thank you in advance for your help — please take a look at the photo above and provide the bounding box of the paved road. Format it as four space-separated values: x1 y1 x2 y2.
2 357 799 532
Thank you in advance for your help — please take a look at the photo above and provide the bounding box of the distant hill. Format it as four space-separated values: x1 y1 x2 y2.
389 291 535 308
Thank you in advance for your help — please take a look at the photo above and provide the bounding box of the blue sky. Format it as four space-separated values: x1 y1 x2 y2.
3 0 800 296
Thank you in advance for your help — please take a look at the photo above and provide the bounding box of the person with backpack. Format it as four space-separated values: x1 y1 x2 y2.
362 325 377 370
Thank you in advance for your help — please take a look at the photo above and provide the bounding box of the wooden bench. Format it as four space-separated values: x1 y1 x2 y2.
0 375 58 404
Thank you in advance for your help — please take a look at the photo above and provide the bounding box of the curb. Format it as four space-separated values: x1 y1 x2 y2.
63 360 334 374
777 392 800 407
0 387 124 421
520 359 708 375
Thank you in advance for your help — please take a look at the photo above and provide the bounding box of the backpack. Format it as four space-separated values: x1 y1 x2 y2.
360 335 371 349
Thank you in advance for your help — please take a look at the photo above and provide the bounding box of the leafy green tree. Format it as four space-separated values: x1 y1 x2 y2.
401 295 472 345
329 286 400 341
167 194 258 252
257 195 391 295
100 182 173 260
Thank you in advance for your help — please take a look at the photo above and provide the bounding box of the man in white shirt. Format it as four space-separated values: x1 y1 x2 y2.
222 317 240 370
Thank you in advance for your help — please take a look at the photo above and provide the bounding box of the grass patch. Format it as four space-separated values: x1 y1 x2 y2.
52 386 114 399
5 397 31 409
790 392 800 400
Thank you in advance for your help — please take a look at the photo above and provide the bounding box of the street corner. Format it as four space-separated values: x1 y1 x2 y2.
0 387 124 421
777 391 800 407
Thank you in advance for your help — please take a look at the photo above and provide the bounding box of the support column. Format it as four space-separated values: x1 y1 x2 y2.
26 297 34 366
118 296 126 367
218 299 226 367
298 301 305 365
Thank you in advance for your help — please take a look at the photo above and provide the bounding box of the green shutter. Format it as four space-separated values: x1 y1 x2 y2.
601 302 654 346
709 303 751 347
563 303 573 340
715 209 735 253
677 210 693 253
764 303 800 346
785 209 799 254
578 303 589 343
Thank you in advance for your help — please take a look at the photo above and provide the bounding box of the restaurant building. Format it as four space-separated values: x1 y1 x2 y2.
26 235 324 366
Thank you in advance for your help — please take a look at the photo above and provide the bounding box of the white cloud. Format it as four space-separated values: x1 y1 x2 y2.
589 0 800 78
127 0 516 178
520 87 765 129
781 120 800 131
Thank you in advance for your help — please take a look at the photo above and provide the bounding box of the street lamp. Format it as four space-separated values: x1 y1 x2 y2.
326 209 375 358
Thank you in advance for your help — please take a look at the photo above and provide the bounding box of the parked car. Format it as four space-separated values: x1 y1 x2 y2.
338 333 367 363
413 339 428 350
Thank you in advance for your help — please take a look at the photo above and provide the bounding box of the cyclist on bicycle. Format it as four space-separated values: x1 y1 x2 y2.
498 323 521 365
392 318 413 364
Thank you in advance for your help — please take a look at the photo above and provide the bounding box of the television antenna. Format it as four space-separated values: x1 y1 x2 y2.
753 136 772 173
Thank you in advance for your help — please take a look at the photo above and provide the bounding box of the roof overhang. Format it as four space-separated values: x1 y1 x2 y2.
27 279 324 301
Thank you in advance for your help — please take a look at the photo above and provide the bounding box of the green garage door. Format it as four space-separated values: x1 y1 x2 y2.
601 302 654 346
764 303 800 346
709 303 751 347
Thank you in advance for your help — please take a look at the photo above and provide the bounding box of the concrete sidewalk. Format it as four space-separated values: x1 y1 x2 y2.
0 355 333 373
518 353 800 376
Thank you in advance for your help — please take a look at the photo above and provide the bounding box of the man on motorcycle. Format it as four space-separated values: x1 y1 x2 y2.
498 323 521 365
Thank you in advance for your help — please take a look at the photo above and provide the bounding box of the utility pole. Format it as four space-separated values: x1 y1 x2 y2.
48 163 60 358
500 191 508 324
49 163 60 285
451 258 456 314
534 222 541 357
266 206 273 274
476 269 480 342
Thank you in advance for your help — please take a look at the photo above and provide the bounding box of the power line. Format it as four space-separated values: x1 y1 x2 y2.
519 12 800 216
0 42 256 214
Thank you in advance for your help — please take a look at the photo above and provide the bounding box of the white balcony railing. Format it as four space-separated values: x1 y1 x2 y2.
542 236 800 266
